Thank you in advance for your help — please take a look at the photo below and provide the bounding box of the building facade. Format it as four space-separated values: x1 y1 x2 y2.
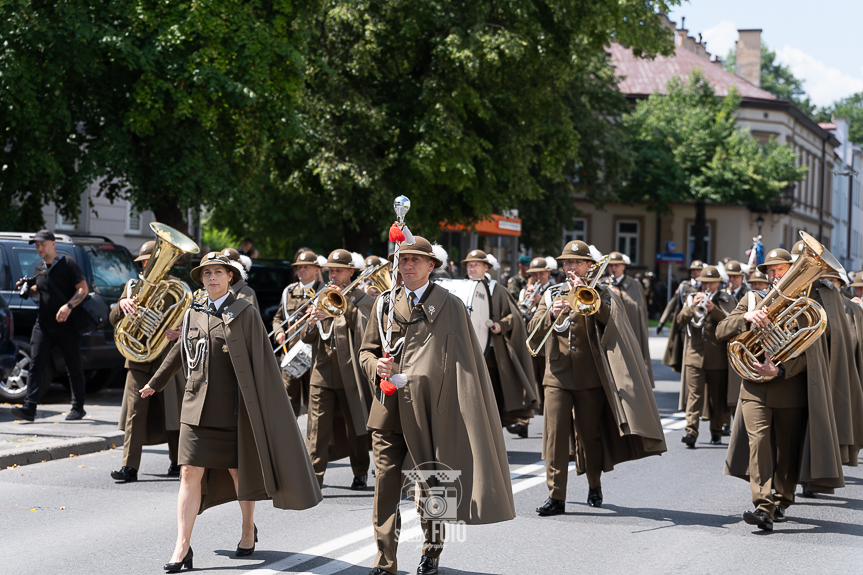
570 19 840 281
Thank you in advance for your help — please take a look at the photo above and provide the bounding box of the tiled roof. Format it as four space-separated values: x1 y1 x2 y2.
609 43 779 101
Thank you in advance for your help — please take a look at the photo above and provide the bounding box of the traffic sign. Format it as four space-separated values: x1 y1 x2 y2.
656 252 686 264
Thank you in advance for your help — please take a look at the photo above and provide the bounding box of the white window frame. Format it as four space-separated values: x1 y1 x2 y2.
615 220 640 266
125 201 143 235
562 218 588 250
687 222 713 265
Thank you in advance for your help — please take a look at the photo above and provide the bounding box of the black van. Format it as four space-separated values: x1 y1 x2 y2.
0 232 138 403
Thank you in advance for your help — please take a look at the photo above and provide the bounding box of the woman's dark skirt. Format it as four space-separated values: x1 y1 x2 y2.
178 423 239 469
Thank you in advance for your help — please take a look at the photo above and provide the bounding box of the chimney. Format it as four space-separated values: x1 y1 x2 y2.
736 29 762 87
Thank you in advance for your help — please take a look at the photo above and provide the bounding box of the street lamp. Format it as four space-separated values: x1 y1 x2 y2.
756 214 764 236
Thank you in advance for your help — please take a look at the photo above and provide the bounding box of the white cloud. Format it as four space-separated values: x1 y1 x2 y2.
700 20 738 61
775 46 863 107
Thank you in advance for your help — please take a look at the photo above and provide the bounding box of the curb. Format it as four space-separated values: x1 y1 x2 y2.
0 430 124 469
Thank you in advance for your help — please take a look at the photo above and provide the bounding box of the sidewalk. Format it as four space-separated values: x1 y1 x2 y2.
0 387 124 468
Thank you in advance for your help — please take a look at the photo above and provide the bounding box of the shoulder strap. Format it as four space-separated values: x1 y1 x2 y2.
747 291 757 312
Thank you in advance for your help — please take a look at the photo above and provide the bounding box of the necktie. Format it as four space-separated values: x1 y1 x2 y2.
209 303 218 317
409 291 417 307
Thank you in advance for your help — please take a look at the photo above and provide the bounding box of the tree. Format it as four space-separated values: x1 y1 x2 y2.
819 93 863 144
1 0 305 233
222 0 682 256
723 45 815 116
621 70 807 262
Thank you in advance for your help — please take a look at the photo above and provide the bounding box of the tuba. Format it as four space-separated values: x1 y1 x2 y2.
727 231 845 381
115 223 200 362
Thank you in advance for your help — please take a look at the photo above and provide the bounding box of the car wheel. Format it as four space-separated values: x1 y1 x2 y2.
0 341 53 404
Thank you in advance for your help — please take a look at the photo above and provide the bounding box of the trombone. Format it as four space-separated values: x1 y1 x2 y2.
526 256 610 357
272 262 391 354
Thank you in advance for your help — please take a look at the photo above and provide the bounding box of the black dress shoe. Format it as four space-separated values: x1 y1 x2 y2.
709 435 722 445
11 406 35 422
350 475 368 490
742 509 773 531
773 506 787 522
167 463 182 477
721 425 731 437
110 467 138 482
164 547 193 572
536 497 565 516
417 555 439 575
368 569 392 575
506 424 528 438
236 524 258 557
681 433 696 448
587 486 603 508
65 407 86 421
800 489 818 499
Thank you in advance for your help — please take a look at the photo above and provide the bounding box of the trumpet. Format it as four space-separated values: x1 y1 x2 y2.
525 256 610 357
272 262 392 354
685 289 712 328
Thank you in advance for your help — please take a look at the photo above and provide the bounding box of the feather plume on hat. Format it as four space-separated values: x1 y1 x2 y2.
238 254 252 273
486 253 500 270
588 245 603 263
316 255 328 267
350 252 366 269
716 261 729 281
544 256 558 270
740 263 751 274
227 259 248 282
431 243 449 268
621 253 631 266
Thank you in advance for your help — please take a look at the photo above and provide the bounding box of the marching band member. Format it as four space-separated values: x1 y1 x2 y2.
110 241 184 482
519 256 556 410
303 249 375 490
141 251 321 571
462 249 538 438
607 251 654 386
748 269 770 291
531 240 666 515
676 266 737 448
363 256 386 297
659 260 704 373
724 260 750 300
272 250 326 417
507 254 532 298
717 248 843 531
359 237 515 575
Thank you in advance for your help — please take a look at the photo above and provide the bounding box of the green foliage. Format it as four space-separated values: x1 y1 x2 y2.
1 0 305 232
820 93 863 144
201 219 239 253
622 70 807 213
723 45 815 115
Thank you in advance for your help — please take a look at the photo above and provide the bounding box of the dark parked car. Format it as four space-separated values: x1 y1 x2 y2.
0 292 17 387
0 232 138 403
247 258 294 322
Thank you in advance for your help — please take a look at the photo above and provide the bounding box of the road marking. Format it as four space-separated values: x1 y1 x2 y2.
245 460 561 574
660 412 686 433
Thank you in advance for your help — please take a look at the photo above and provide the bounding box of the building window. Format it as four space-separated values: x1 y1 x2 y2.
616 220 639 265
562 218 587 249
688 222 712 264
126 202 143 235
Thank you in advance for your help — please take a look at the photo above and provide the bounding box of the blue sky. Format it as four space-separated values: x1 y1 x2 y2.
667 1 863 107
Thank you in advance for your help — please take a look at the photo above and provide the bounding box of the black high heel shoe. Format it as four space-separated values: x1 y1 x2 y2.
164 547 193 573
235 525 258 557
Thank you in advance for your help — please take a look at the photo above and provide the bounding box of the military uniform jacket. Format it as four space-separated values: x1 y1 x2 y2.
148 291 323 512
358 283 516 525
728 283 750 302
660 280 698 372
529 283 667 465
301 289 375 436
231 279 260 311
676 290 736 370
272 279 326 350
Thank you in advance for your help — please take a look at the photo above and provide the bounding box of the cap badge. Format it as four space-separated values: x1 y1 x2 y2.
770 251 777 257
333 252 340 259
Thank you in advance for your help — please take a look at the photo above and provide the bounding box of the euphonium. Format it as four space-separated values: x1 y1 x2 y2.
727 231 844 381
115 223 200 362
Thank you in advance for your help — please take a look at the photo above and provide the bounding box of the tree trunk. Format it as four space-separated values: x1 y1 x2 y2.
342 218 372 256
692 201 707 263
153 203 186 234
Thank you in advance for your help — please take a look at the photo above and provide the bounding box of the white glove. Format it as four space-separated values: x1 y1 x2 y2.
390 373 408 389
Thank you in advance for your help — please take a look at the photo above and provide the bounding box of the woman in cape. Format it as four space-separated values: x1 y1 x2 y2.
141 251 321 572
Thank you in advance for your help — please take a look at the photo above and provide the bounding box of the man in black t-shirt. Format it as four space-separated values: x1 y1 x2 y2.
11 230 90 422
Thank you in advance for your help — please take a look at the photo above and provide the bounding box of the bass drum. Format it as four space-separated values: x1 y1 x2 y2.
433 279 492 354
